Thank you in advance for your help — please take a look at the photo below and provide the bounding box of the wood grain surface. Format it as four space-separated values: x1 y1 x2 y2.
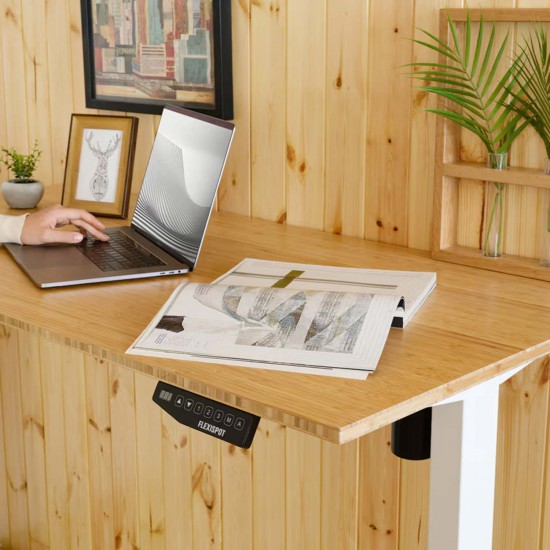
0 189 547 444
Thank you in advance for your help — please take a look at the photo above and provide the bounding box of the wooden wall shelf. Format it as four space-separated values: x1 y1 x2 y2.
433 245 550 282
432 9 550 282
435 163 550 282
443 162 550 191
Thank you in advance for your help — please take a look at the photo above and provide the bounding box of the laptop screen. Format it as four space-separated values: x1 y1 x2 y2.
132 106 234 268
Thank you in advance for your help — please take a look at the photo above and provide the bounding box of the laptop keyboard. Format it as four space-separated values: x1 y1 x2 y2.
76 231 166 272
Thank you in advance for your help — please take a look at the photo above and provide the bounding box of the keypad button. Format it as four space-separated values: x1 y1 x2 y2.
193 402 204 415
213 410 224 423
174 395 184 407
184 398 194 411
204 406 214 419
223 414 235 427
234 417 245 431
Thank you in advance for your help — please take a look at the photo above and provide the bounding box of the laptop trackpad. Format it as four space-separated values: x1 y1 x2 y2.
15 243 89 269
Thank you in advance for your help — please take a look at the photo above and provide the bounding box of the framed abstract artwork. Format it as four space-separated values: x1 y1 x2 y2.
62 114 139 218
80 0 233 120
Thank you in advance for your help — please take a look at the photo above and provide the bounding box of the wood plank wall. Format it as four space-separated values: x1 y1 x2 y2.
0 0 546 257
0 323 413 550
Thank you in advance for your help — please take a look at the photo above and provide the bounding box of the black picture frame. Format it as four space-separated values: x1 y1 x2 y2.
80 0 233 120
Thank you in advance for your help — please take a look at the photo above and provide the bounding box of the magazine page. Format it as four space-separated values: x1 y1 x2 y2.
127 282 402 380
214 258 436 326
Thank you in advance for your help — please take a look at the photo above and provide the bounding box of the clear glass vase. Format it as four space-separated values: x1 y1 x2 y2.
482 153 507 258
540 159 550 267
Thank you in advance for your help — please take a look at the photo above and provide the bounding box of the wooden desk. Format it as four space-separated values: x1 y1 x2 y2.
0 204 548 549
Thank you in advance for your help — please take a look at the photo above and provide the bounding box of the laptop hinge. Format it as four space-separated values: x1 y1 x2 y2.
131 223 194 271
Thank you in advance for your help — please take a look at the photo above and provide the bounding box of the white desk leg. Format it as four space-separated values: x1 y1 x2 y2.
428 365 525 550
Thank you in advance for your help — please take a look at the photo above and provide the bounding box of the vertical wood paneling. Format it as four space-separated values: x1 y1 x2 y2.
507 127 542 254
62 347 93 549
135 373 165 550
67 0 95 114
249 0 286 222
493 356 550 550
40 339 71 549
220 443 253 550
286 428 322 548
538 187 550 260
0 14 8 162
85 355 115 549
1 0 29 153
286 0 326 230
0 361 9 546
456 180 484 249
321 439 359 550
364 0 413 246
0 326 29 550
0 0 545 261
1 328 550 549
218 0 251 216
18 331 49 548
109 363 140 549
161 412 194 549
398 460 430 550
408 0 463 251
324 0 367 238
358 425 399 550
252 419 286 550
506 117 546 259
541 359 550 549
21 0 54 185
45 0 75 185
191 431 222 549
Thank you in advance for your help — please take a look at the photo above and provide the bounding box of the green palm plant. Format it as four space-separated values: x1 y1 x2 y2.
507 26 550 158
408 11 527 154
505 26 550 243
407 11 529 257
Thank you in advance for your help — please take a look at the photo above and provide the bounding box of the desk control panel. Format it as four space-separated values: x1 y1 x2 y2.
152 381 260 449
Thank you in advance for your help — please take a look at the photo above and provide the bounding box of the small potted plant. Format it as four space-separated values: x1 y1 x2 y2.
0 140 44 209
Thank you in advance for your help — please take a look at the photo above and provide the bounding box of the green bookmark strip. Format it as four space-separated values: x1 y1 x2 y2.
271 270 304 288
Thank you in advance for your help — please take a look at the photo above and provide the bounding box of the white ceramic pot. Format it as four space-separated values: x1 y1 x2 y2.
1 179 44 209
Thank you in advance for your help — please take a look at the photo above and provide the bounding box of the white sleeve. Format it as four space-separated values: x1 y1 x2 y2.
0 214 28 244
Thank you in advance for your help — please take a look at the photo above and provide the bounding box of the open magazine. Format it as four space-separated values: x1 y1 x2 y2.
215 259 437 328
127 259 436 380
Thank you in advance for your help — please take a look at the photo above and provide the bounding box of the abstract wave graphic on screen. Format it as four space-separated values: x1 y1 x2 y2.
133 133 212 265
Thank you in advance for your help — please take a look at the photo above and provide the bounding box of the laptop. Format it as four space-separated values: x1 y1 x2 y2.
5 105 235 288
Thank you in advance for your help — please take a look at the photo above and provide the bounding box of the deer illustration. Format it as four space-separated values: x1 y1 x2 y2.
85 131 121 201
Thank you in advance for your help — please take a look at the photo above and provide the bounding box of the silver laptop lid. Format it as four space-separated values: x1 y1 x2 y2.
132 105 234 269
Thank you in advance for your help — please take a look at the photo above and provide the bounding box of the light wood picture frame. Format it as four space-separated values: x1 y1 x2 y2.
62 114 138 218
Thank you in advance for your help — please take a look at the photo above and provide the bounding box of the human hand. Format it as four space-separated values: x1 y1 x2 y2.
20 205 110 245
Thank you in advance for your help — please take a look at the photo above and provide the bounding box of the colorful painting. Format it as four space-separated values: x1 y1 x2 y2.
80 0 233 119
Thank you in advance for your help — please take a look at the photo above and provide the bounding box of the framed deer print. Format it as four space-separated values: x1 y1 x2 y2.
62 114 138 218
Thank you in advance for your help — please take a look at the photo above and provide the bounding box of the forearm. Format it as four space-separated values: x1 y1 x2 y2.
0 214 28 244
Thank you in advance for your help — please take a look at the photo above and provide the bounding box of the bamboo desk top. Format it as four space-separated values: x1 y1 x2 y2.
0 201 548 444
